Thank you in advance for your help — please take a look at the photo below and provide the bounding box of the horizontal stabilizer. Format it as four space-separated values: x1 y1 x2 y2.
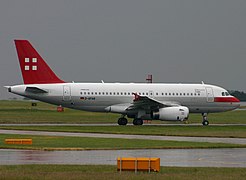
25 87 48 93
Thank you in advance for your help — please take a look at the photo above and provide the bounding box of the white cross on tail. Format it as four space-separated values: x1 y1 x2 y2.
24 58 38 71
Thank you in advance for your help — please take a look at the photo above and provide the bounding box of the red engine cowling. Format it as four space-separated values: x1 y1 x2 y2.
151 106 189 121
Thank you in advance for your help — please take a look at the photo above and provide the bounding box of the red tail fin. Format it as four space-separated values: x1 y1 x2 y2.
14 40 65 84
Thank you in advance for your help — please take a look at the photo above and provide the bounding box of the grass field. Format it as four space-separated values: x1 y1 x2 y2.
0 165 245 180
1 134 244 150
0 100 246 124
0 100 246 139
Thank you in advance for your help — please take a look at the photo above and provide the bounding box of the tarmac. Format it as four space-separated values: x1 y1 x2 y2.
0 148 245 167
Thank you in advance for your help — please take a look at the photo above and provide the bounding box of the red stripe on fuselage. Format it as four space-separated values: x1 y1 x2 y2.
214 97 240 103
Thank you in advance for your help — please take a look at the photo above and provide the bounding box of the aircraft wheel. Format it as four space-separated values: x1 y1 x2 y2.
118 118 128 125
133 118 143 125
202 120 209 126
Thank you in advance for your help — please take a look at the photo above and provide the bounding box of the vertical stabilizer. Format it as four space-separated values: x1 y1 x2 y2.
14 40 65 84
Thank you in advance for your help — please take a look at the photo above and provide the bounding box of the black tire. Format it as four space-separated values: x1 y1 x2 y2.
133 118 143 125
118 118 128 125
202 120 209 126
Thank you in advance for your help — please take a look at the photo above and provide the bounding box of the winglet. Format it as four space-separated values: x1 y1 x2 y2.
14 40 65 84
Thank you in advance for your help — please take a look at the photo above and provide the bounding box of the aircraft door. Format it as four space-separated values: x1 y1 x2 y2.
206 87 214 102
63 85 71 101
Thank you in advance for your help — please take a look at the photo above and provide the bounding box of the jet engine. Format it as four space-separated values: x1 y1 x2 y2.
151 106 189 121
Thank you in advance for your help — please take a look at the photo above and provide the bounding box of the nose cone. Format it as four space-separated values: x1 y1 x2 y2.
214 96 240 110
231 96 240 109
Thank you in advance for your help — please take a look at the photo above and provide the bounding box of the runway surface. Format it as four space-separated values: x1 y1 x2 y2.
1 129 246 145
0 148 245 167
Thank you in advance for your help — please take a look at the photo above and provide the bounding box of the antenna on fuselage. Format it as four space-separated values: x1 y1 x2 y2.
101 80 104 83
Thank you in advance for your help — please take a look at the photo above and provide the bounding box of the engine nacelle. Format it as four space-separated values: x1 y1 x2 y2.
151 106 189 121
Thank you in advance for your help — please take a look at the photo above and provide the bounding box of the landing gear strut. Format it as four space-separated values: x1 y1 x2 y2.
133 118 143 125
202 113 209 126
118 117 128 125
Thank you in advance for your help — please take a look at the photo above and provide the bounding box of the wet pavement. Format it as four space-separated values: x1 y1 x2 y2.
0 148 245 167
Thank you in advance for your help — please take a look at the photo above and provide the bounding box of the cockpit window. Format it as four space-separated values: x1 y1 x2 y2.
222 92 230 96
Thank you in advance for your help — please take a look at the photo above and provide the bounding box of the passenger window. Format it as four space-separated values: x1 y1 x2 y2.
99 92 101 95
88 92 90 95
146 93 148 95
176 93 178 96
84 92 86 95
156 93 158 96
173 93 175 96
191 93 193 96
102 92 105 95
183 93 185 96
106 92 108 95
180 93 182 95
95 92 97 95
110 92 112 95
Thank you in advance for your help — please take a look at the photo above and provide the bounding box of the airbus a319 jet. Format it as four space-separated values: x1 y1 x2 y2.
6 40 240 126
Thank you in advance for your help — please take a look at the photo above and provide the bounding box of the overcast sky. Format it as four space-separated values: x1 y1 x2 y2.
0 0 246 99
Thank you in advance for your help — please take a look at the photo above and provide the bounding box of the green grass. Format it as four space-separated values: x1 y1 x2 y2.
0 100 245 124
0 100 118 124
0 165 245 180
1 134 243 150
1 125 246 138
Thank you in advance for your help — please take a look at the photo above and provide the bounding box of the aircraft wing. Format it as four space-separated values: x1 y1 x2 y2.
126 93 180 111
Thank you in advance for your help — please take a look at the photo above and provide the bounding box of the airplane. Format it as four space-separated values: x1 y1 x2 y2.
5 40 240 126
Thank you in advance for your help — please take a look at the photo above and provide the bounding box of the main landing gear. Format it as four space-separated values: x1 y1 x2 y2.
118 117 128 125
133 118 143 125
202 113 209 126
117 116 144 126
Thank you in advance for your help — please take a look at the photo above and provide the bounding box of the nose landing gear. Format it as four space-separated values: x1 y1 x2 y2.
202 113 209 126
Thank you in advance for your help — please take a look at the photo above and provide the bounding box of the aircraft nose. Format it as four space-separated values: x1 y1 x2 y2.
214 96 240 109
230 96 240 102
231 96 240 109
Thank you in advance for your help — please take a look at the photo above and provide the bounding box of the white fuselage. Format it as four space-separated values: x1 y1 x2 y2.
9 83 240 115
